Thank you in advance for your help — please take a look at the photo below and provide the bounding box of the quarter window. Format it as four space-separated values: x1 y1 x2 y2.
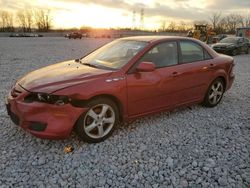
180 41 204 63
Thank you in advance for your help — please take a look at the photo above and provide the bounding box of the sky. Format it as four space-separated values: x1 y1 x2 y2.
0 0 250 29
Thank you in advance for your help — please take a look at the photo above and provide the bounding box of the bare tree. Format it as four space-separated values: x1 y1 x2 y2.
34 9 52 32
222 13 242 33
239 13 250 27
160 20 166 31
168 21 176 31
16 11 27 32
177 21 188 31
0 11 14 31
25 10 33 32
209 12 222 30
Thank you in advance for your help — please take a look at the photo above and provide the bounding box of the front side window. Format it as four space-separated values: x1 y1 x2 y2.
180 41 204 63
138 41 178 68
220 37 237 44
80 40 148 69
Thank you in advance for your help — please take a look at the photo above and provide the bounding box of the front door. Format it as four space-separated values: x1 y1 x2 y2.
126 41 179 116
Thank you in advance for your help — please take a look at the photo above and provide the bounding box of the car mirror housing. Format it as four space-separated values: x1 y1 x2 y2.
136 62 155 72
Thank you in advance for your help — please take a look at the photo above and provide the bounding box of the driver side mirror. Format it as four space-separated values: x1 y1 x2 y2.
136 62 155 72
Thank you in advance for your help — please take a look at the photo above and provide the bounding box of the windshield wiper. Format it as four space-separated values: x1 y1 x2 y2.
83 63 99 68
75 58 116 70
76 59 99 68
75 58 81 63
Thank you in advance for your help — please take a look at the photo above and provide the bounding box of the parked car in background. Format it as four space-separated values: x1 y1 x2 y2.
6 36 235 143
9 33 43 37
65 32 82 39
212 37 250 56
217 34 228 40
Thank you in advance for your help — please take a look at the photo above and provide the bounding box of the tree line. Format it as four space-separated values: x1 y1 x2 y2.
209 12 250 34
159 12 250 34
0 9 52 32
0 9 249 34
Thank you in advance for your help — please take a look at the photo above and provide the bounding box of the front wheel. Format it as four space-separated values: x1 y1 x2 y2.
203 78 225 107
231 49 237 56
75 98 119 143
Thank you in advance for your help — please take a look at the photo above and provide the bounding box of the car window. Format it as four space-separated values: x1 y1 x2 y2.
238 38 243 43
180 41 204 63
81 40 148 69
138 41 178 68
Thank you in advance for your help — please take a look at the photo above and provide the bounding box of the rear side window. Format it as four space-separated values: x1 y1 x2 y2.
180 41 204 63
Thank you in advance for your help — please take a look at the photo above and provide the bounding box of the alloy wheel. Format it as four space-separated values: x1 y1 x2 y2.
208 81 224 105
83 104 115 139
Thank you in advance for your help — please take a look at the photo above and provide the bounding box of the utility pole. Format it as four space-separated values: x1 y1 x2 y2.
140 8 144 30
132 10 136 30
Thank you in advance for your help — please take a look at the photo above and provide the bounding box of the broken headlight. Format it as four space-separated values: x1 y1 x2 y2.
24 93 69 106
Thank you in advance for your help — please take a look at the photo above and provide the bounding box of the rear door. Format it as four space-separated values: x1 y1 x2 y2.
170 40 215 106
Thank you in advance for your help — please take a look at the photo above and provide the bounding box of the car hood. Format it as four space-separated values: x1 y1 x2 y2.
18 60 113 93
212 43 235 48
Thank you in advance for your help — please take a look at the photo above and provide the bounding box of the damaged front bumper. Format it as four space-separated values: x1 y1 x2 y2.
5 90 87 139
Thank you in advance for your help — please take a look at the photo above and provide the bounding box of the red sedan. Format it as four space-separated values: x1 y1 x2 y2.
6 36 235 143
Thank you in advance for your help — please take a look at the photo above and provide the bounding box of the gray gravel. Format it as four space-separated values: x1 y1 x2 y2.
0 37 249 187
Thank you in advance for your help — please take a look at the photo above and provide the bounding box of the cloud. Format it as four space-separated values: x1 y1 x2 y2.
53 0 249 20
207 0 250 10
0 0 249 27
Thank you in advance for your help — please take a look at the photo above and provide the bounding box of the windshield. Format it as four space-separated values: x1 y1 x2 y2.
80 40 148 69
220 37 237 44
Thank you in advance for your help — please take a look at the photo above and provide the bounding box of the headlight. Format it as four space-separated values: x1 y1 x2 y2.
24 93 69 106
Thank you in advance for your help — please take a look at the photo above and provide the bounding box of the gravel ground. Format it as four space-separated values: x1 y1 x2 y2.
0 37 249 188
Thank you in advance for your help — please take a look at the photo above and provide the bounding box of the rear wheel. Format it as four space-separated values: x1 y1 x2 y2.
75 98 119 143
246 47 249 54
203 78 225 107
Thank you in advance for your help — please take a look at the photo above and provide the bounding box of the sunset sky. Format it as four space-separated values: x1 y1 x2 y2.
1 0 250 29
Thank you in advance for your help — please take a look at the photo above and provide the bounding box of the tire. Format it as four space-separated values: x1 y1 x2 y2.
246 47 249 54
203 78 225 107
231 49 237 56
75 98 119 143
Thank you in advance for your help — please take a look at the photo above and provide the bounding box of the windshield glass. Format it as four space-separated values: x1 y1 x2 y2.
220 37 237 44
80 40 148 69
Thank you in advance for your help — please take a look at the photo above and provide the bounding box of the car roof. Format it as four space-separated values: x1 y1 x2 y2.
119 36 190 43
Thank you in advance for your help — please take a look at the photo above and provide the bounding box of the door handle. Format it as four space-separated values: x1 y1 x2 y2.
208 64 214 69
171 72 180 77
